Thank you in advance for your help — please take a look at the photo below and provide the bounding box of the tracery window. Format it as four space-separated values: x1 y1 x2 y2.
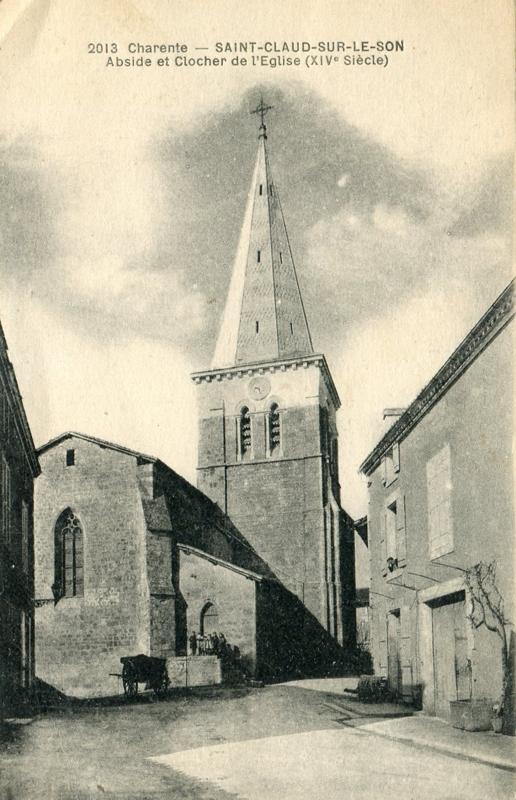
54 509 84 598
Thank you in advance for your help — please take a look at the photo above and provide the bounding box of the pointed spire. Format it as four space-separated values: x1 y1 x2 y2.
211 103 313 369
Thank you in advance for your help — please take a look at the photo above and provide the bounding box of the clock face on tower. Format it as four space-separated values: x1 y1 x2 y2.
248 376 271 401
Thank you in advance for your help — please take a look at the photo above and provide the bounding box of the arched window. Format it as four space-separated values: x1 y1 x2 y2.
54 509 83 599
239 406 252 456
200 602 219 635
268 403 281 453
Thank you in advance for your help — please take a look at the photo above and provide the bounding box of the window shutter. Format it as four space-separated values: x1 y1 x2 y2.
393 442 400 473
380 510 387 575
400 606 413 701
396 494 407 565
378 611 388 675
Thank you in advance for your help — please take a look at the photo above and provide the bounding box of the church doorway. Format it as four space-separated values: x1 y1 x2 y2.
200 602 219 635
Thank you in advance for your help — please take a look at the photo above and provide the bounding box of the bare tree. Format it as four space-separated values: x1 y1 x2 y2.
465 560 511 716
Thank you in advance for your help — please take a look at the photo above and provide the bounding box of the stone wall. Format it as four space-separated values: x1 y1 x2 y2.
0 329 38 711
195 361 352 646
167 655 221 688
179 549 257 674
34 437 151 698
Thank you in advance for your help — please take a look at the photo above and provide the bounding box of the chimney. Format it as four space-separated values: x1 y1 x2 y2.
383 408 406 432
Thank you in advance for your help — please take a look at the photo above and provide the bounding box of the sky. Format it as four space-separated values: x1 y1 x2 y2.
0 0 513 519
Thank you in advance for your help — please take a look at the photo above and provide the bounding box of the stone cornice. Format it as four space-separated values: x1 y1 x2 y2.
360 280 514 476
191 353 341 410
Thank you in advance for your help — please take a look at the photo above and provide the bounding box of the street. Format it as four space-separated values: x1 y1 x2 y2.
0 682 513 800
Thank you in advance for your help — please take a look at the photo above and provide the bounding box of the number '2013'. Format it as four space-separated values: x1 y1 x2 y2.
88 43 118 54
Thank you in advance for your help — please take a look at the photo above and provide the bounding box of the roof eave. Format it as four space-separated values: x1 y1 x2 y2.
359 280 514 476
37 431 157 463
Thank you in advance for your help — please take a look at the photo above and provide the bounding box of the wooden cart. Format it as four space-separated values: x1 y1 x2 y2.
119 654 170 699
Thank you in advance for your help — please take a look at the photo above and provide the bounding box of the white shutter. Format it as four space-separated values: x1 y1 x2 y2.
380 510 387 575
396 494 407 565
393 442 400 473
377 609 388 676
400 606 413 701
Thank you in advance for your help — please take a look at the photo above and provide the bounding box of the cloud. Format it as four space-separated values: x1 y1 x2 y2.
372 204 410 236
1 289 198 482
303 151 511 355
449 155 513 237
333 282 484 517
0 82 511 515
2 85 511 365
0 136 206 347
0 138 57 279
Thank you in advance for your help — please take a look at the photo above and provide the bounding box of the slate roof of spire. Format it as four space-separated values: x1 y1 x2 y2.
211 122 313 369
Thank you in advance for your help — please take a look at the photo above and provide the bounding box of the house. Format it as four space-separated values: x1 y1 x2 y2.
0 323 40 716
359 281 514 727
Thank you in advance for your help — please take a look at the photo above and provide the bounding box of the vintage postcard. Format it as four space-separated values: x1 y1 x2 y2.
0 0 514 798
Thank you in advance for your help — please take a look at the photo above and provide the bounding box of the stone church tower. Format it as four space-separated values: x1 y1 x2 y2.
192 104 355 649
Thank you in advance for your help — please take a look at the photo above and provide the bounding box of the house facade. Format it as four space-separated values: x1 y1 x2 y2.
360 282 514 726
0 323 40 716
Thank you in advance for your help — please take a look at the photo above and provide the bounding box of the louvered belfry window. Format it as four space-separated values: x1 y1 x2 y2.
240 407 252 455
55 509 84 598
269 403 281 452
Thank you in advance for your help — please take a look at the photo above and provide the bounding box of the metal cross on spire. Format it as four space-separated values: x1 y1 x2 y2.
251 96 273 139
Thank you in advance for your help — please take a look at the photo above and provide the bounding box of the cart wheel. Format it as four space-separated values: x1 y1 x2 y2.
153 671 170 698
122 663 138 699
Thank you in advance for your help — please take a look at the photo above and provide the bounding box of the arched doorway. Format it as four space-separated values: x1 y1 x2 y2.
200 602 219 635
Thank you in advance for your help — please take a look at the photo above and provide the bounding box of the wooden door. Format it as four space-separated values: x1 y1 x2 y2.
387 611 401 697
432 593 468 718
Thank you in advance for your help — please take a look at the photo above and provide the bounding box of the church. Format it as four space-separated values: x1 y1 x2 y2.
33 103 357 697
